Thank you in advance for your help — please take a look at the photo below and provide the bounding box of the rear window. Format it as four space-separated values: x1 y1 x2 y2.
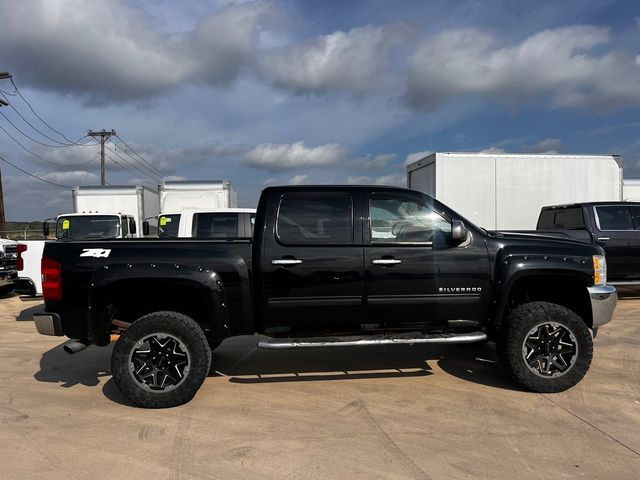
595 206 635 230
537 208 585 229
276 196 352 244
192 213 239 238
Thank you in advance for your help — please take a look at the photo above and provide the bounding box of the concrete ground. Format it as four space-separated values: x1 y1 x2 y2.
0 292 638 480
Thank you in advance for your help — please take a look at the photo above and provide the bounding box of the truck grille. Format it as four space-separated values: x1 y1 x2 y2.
0 244 17 271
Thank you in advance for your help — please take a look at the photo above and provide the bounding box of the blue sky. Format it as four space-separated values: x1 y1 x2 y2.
0 0 639 220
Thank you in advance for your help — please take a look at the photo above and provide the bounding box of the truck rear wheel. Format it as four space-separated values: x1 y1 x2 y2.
497 301 593 392
111 311 212 408
0 285 14 297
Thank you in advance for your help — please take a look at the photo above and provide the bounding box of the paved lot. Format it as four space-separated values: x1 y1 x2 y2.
0 292 639 479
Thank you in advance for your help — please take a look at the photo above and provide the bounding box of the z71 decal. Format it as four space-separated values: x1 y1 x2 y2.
80 248 112 258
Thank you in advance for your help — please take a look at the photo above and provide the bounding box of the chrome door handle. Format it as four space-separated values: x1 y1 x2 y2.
271 258 302 265
371 258 401 265
597 237 610 241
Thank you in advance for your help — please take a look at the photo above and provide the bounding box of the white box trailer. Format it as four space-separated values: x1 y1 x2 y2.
406 152 623 230
623 179 640 201
72 185 159 238
158 180 237 213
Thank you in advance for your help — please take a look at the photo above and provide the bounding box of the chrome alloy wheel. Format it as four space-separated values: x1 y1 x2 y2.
128 333 191 392
521 322 579 378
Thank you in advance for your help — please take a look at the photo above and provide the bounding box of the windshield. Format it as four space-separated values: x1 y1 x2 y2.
158 214 181 238
56 215 120 240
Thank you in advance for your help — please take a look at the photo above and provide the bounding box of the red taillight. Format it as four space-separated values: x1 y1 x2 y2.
16 243 27 271
42 257 62 301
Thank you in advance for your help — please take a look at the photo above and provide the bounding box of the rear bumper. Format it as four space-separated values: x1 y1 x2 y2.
587 285 617 329
34 313 64 336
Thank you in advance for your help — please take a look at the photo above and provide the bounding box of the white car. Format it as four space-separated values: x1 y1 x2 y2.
15 240 46 296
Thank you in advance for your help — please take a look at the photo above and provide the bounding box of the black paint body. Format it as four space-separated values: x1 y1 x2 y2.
41 186 603 346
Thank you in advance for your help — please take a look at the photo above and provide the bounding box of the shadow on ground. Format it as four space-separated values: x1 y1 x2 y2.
16 303 44 321
34 335 521 406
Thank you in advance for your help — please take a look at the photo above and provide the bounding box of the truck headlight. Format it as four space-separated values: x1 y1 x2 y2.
593 255 607 286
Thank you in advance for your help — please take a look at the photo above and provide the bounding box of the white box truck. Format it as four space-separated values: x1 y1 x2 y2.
158 180 237 213
406 152 623 230
50 185 159 239
623 179 640 201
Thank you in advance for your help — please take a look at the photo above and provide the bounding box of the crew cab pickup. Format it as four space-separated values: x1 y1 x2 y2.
536 202 640 285
33 186 618 407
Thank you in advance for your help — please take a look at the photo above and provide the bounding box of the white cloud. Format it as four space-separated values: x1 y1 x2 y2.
260 24 410 95
287 174 310 185
358 153 397 169
0 0 269 102
243 141 348 171
404 150 433 166
528 138 562 154
407 25 640 111
347 172 404 186
479 147 506 154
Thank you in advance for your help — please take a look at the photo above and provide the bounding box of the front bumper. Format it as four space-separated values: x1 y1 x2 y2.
0 270 17 287
33 313 64 336
587 285 617 329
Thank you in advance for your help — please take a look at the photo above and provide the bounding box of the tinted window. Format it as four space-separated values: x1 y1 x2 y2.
538 208 585 229
370 198 451 244
193 213 239 238
277 196 352 244
596 206 634 230
56 215 120 240
158 214 180 238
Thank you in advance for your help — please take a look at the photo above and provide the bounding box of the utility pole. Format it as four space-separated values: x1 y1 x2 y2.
87 129 116 185
0 92 9 235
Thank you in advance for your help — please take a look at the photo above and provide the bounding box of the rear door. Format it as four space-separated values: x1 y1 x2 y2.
592 205 637 280
261 192 365 331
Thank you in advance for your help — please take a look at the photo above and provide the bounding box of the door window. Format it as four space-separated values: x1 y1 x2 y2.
595 206 634 231
370 198 451 244
276 196 353 244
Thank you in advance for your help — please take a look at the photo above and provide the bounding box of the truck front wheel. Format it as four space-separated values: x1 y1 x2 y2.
497 302 593 393
111 311 212 408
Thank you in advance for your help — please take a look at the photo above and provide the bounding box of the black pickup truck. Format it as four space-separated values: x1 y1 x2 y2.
34 186 617 407
536 202 640 284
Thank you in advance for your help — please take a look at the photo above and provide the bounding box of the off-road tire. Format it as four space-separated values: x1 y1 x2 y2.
496 301 593 393
111 311 212 408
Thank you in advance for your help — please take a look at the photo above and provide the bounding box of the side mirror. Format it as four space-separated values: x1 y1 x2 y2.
128 218 137 236
142 220 150 236
451 220 468 243
42 221 50 238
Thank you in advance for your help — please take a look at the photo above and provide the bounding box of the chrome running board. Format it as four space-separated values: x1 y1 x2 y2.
257 331 487 350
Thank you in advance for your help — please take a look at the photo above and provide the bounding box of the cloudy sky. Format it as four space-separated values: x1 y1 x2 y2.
1 0 640 220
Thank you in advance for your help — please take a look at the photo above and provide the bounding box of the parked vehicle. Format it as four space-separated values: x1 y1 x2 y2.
0 238 17 296
533 202 640 285
65 185 159 239
151 208 256 238
407 152 623 230
34 185 617 407
158 180 237 213
15 240 46 296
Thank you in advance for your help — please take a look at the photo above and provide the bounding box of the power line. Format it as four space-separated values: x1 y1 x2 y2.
108 141 165 181
0 124 99 167
105 142 162 182
9 76 82 145
103 153 156 190
0 91 73 146
113 134 168 179
0 152 70 188
87 129 115 185
0 110 93 148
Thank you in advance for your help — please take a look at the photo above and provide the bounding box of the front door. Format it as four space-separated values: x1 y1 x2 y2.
364 193 491 330
593 205 637 280
261 192 365 332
